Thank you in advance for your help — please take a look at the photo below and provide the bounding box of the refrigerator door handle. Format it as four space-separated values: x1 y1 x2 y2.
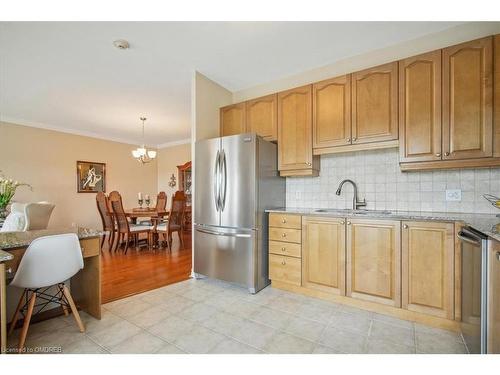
195 227 251 238
221 149 227 211
213 150 220 211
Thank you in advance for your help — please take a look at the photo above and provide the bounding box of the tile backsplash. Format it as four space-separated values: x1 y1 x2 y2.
286 148 500 214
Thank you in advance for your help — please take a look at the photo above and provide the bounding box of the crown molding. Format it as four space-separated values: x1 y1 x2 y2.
0 115 190 149
157 138 191 149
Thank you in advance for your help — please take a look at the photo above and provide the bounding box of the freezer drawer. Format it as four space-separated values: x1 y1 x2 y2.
194 225 258 292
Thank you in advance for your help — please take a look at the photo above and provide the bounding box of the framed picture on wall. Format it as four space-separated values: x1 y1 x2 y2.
77 161 106 193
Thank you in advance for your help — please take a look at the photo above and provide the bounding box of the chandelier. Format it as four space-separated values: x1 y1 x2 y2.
132 117 157 164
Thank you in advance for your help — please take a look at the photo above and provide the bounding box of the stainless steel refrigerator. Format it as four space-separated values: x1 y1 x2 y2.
193 133 285 293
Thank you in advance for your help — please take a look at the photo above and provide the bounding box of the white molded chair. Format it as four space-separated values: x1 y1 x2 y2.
24 202 55 230
8 233 85 352
0 203 26 232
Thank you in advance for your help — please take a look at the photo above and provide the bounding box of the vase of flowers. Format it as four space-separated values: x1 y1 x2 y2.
0 171 32 219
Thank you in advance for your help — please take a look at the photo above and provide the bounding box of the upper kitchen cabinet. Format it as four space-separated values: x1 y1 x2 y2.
442 36 493 160
401 221 455 319
220 103 246 137
246 94 277 141
351 62 399 146
312 75 351 152
277 85 319 177
399 50 442 163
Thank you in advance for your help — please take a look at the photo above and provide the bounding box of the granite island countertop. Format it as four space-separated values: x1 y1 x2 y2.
0 227 103 252
266 207 500 242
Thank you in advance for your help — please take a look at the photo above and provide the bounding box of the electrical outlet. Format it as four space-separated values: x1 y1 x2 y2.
445 189 462 201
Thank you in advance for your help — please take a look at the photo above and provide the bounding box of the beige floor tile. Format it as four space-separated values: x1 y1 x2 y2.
139 288 174 305
230 319 278 350
294 300 338 323
329 311 371 335
208 338 263 354
181 287 215 302
180 302 219 322
223 300 259 318
370 320 415 347
204 293 239 309
416 332 467 354
174 325 225 353
110 331 166 354
312 344 344 354
338 305 373 318
87 320 142 349
22 326 85 353
160 295 195 313
366 338 415 354
200 311 246 336
372 313 414 330
63 336 108 354
77 310 124 335
319 326 367 354
283 316 326 342
105 298 154 319
415 324 463 342
264 332 315 354
266 295 303 313
147 315 193 343
126 305 173 328
249 306 293 330
241 286 283 305
154 343 187 354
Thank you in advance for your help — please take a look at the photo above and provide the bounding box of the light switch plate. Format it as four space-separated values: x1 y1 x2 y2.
445 189 462 201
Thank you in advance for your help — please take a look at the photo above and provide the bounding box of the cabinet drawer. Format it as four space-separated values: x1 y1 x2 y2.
269 240 301 258
80 238 100 258
269 213 302 229
269 227 301 244
269 254 301 286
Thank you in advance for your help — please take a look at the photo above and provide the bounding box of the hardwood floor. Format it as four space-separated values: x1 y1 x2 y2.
101 232 192 303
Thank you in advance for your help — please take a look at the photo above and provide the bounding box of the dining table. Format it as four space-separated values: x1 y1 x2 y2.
124 208 169 225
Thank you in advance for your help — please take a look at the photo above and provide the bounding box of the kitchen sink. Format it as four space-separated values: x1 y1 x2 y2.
314 209 392 215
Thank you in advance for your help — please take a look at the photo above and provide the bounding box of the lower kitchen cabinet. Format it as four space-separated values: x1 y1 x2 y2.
302 216 346 295
269 253 301 286
401 221 455 319
346 219 401 307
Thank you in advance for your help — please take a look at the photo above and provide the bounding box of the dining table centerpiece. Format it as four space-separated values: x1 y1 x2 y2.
0 171 32 219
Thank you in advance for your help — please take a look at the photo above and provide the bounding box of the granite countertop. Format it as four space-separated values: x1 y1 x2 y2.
0 227 103 252
266 207 500 242
0 249 13 262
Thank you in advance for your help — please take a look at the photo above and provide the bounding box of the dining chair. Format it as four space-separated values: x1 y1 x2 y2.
8 233 85 352
108 191 152 253
155 191 167 212
95 192 116 251
24 202 55 230
153 191 186 250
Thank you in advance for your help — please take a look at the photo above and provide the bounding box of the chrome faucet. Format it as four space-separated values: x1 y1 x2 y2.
336 179 367 210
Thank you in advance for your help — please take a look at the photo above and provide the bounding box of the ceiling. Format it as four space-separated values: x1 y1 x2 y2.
0 22 464 146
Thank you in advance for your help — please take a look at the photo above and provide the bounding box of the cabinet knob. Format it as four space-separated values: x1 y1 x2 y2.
282 233 287 237
352 137 357 142
281 247 286 252
281 260 286 265
403 224 408 229
435 153 441 157
306 162 312 166
282 218 287 224
496 251 500 261
346 138 351 143
444 152 450 157
340 221 345 225
347 221 351 225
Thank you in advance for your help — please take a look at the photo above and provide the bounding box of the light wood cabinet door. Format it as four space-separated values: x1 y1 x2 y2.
313 75 351 149
346 219 401 307
399 50 442 162
442 36 493 160
220 103 246 137
488 239 500 353
277 85 316 174
302 216 346 295
246 94 277 141
402 221 455 319
351 62 398 145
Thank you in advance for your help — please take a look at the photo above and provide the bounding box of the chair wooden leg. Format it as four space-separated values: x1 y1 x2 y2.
114 233 122 252
62 286 85 333
100 233 105 251
18 291 36 353
109 230 115 252
179 231 185 249
59 284 69 316
124 234 129 254
8 289 26 336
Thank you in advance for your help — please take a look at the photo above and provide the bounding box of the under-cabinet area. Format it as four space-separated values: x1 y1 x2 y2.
268 212 459 329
